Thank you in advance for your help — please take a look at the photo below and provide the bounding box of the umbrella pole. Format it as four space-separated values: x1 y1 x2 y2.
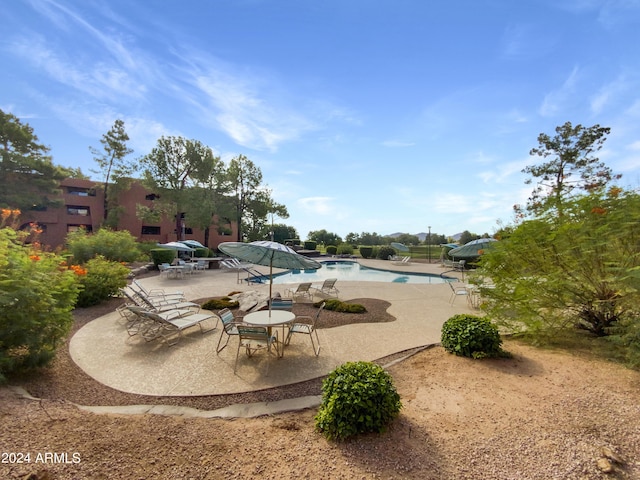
268 258 273 317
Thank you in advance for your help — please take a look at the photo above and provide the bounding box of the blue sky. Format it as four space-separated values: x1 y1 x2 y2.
3 0 640 240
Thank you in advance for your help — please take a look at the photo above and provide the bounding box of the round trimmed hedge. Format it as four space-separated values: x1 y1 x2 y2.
441 314 507 359
315 361 402 441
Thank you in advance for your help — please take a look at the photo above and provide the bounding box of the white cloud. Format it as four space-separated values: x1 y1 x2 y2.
297 196 336 216
539 66 580 117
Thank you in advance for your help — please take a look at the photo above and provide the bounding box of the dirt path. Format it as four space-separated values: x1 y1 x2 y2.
2 337 639 479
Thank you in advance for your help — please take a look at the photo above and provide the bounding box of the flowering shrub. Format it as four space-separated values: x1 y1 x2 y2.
74 256 129 308
0 212 81 381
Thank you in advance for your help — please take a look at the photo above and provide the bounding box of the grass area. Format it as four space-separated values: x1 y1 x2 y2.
510 329 631 367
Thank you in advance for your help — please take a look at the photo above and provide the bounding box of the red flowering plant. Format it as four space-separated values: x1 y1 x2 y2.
0 212 81 381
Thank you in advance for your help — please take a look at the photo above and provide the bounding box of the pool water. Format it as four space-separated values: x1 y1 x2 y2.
267 260 450 284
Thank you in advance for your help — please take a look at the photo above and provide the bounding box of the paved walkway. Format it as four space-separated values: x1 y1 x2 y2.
69 259 473 397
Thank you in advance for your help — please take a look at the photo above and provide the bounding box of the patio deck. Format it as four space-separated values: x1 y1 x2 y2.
69 259 474 396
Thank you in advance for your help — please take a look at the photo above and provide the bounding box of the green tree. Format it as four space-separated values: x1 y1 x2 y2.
182 153 231 247
308 229 342 246
270 223 298 244
521 121 620 216
226 155 286 242
90 119 135 227
395 233 420 245
0 109 81 211
139 136 217 240
482 187 640 339
458 230 481 245
345 232 360 244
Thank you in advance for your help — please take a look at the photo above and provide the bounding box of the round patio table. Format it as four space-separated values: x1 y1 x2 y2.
243 310 295 358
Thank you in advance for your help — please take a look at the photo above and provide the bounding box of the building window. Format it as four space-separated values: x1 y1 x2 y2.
141 226 161 235
67 206 90 216
66 187 95 196
67 225 92 233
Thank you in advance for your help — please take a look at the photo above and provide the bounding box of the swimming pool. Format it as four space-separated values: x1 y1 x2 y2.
266 260 451 284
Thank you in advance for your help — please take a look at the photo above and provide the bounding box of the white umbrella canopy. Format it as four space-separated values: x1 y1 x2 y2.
218 241 322 314
179 240 206 249
157 242 195 252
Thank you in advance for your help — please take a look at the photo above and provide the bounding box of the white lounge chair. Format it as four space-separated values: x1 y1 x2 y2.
311 278 339 297
137 309 218 346
283 282 313 301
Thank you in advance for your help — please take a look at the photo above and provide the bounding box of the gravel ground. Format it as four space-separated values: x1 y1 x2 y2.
2 294 640 479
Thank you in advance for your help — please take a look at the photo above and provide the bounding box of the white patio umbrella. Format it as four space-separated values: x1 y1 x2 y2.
157 241 195 252
157 242 195 260
218 241 322 315
179 240 206 249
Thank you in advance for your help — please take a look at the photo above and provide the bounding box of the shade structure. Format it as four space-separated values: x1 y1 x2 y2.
218 241 322 315
448 238 497 260
391 242 410 252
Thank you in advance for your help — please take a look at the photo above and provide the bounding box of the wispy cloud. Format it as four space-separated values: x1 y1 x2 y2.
590 75 631 114
539 66 581 116
297 196 336 216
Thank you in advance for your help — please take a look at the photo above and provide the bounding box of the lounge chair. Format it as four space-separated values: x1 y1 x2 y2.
234 324 279 374
216 308 242 353
285 302 324 356
124 305 196 340
130 279 185 300
137 309 218 346
284 282 313 302
392 256 412 266
311 278 339 297
120 288 200 314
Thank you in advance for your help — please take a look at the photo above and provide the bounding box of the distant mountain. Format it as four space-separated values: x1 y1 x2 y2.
389 232 429 242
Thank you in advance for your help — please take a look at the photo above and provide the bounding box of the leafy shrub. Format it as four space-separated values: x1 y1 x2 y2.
0 224 81 382
304 241 317 250
441 314 508 359
359 246 374 258
75 256 130 308
377 246 396 260
66 228 140 264
314 298 366 313
336 243 354 255
325 245 337 255
315 361 402 441
150 248 176 266
201 297 239 310
193 247 211 258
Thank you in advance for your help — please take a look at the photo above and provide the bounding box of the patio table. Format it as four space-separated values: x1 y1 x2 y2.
243 310 295 358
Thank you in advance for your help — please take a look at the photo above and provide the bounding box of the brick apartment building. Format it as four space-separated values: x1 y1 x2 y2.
21 178 237 251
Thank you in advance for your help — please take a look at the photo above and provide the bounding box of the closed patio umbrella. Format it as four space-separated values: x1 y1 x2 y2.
448 238 497 261
390 242 410 252
218 241 322 315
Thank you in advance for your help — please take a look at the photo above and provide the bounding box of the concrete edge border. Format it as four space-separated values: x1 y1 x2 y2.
7 343 440 419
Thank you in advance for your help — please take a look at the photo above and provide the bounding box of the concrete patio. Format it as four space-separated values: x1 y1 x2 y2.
69 258 474 397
